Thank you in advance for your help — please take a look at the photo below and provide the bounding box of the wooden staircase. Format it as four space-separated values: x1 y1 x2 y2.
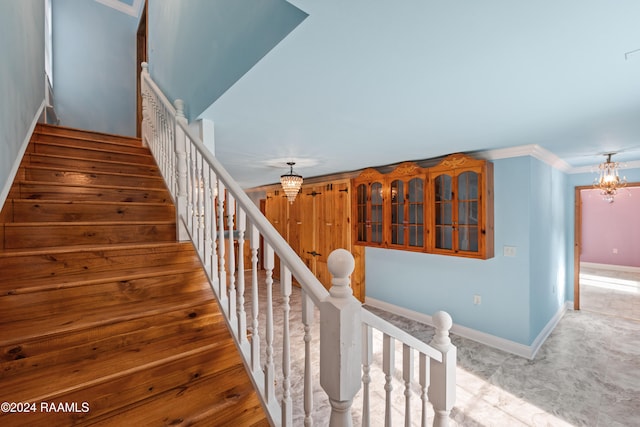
0 124 269 426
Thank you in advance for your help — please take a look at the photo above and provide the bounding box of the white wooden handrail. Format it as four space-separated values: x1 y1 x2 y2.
141 63 456 426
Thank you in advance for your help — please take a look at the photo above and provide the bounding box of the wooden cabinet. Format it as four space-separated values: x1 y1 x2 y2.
352 154 494 259
386 162 427 251
264 180 365 302
428 154 493 259
353 168 385 247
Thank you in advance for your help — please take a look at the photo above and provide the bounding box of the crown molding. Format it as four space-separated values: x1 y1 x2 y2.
475 144 572 172
94 0 144 18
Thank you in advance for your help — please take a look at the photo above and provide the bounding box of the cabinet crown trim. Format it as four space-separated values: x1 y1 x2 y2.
387 161 426 178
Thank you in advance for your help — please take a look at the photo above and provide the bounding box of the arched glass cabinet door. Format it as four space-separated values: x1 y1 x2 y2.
434 173 453 250
370 181 384 243
457 170 479 252
407 177 424 247
390 179 405 245
355 183 367 242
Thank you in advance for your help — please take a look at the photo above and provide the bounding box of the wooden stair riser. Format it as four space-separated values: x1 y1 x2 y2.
17 182 171 203
0 345 252 427
27 153 160 176
0 311 226 402
1 302 218 364
6 200 175 223
0 242 197 283
32 143 156 166
32 133 149 155
87 364 268 427
22 167 167 190
0 288 215 348
36 124 143 146
4 222 176 249
1 307 222 377
1 270 210 322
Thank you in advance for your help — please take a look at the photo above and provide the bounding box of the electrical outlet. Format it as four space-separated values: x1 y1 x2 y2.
473 295 481 305
503 246 517 257
612 248 618 254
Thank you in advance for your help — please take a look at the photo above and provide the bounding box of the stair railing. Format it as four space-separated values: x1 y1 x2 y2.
141 63 456 427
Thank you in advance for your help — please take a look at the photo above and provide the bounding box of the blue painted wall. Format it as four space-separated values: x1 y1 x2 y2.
367 157 546 345
528 160 567 342
147 0 307 120
0 0 45 203
52 0 137 136
366 156 576 346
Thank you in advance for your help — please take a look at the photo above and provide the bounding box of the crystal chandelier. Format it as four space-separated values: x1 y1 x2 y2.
280 162 303 204
594 153 627 203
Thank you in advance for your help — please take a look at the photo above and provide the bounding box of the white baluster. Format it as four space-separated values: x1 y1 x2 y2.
209 172 219 294
419 352 429 427
403 344 413 427
281 265 292 426
320 249 361 427
217 181 227 313
173 99 188 241
227 193 237 328
196 153 204 251
264 244 275 404
302 291 314 427
383 334 395 427
202 164 212 274
428 311 456 427
361 323 373 427
249 224 261 373
236 209 247 344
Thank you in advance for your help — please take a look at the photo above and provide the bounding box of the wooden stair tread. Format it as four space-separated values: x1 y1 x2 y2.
0 314 226 402
0 125 267 425
0 288 216 347
32 142 156 165
86 364 268 427
33 132 149 154
14 181 171 203
21 165 166 189
1 270 209 321
1 260 205 295
5 199 175 223
26 152 160 175
37 123 143 146
0 240 192 258
1 302 218 365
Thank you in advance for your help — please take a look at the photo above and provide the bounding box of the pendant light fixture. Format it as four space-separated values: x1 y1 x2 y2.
280 162 303 204
594 153 627 203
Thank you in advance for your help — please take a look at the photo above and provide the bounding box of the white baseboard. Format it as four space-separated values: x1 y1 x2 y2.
365 297 570 360
580 262 640 274
0 99 46 209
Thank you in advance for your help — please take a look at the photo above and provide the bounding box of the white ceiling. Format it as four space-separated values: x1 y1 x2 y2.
200 0 640 188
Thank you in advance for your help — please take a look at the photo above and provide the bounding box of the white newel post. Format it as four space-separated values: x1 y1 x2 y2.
320 249 362 427
428 311 456 427
173 98 189 241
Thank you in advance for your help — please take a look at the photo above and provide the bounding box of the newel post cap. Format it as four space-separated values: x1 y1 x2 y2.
327 249 355 298
431 311 453 350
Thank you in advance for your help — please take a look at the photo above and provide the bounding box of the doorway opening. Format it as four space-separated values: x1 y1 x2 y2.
574 184 640 321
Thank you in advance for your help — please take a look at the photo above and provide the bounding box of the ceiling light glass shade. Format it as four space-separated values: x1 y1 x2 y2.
280 162 303 204
594 153 627 203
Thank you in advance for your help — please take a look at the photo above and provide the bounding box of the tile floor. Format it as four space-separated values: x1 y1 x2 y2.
247 266 639 426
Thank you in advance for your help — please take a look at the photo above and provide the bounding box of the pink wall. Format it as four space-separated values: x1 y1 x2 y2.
581 186 640 267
